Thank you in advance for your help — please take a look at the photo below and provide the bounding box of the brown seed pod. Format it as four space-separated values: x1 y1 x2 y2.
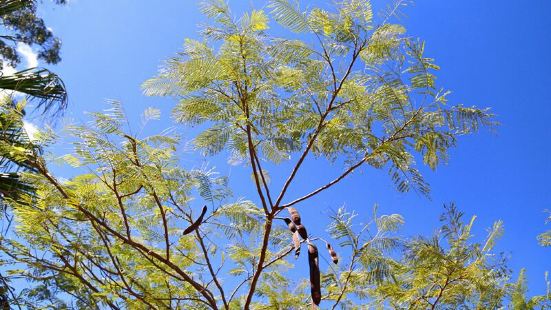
296 224 308 240
292 231 301 258
283 218 297 233
287 207 301 225
326 242 338 264
308 243 321 306
183 205 207 235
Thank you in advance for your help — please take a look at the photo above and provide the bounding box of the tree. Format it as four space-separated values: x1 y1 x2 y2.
0 0 68 206
510 269 551 310
325 204 551 309
5 0 546 309
0 0 68 115
368 204 509 309
0 0 66 69
0 0 68 116
141 1 491 306
0 2 67 306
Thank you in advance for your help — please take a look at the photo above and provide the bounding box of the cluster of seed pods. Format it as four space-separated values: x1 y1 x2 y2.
283 207 338 307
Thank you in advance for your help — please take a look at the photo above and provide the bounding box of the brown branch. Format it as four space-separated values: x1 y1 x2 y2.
281 107 423 210
431 275 451 310
57 253 121 310
243 216 273 309
111 171 132 239
93 222 160 309
274 41 365 209
34 162 219 309
229 242 302 303
149 183 171 260
243 40 367 309
232 34 271 215
329 99 355 112
252 145 274 208
246 117 270 215
238 33 277 308
281 156 367 210
195 229 229 309
120 185 143 198
331 254 359 309
125 136 171 260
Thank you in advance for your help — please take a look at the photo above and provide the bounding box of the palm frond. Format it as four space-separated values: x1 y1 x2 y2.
0 68 67 115
0 0 31 17
0 102 38 205
0 173 34 205
0 102 37 172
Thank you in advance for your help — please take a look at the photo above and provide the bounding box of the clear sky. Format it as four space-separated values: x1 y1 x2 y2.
33 0 551 297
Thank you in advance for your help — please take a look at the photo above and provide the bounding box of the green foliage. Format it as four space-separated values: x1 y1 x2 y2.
144 0 494 197
0 0 68 115
2 1 544 310
538 210 551 247
0 99 39 205
324 204 551 309
0 104 547 308
0 68 67 114
0 1 67 238
1 103 237 308
369 204 510 309
0 0 66 68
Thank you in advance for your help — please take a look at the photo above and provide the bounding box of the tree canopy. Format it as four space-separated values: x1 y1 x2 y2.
0 0 67 205
0 2 67 305
0 0 548 309
0 0 65 69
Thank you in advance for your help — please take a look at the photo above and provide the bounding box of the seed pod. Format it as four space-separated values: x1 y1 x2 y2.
183 205 207 235
292 231 301 258
326 242 338 264
308 243 321 306
287 207 301 225
296 224 308 240
283 218 297 233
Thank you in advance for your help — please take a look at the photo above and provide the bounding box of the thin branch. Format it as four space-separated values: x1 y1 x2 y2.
125 136 171 260
229 242 303 303
246 124 270 214
195 228 229 309
93 222 160 309
251 145 274 208
243 217 273 309
281 156 367 209
331 254 358 309
274 40 365 209
33 161 219 309
111 170 132 239
281 107 422 209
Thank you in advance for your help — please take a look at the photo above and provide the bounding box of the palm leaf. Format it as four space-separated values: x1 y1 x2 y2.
0 172 34 204
0 0 31 17
0 68 67 115
0 106 37 205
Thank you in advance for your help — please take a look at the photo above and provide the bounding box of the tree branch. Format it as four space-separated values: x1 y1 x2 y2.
33 161 219 309
274 41 365 209
280 156 367 209
195 229 229 309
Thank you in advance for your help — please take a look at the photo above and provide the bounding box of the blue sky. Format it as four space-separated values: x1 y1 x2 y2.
31 0 551 297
